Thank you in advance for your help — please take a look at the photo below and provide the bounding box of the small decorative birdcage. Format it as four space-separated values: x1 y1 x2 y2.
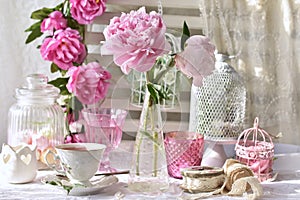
235 117 274 182
194 54 246 140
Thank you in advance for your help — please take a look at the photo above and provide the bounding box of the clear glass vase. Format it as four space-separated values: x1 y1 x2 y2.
128 88 169 194
129 67 180 108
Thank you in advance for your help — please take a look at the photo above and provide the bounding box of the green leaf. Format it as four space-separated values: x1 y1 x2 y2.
147 83 159 104
25 21 42 32
25 28 43 44
60 89 70 96
68 96 83 111
67 18 78 29
62 185 73 195
181 21 191 50
50 63 60 73
48 77 69 88
55 3 64 11
47 180 60 186
151 55 175 84
30 7 54 20
168 55 176 68
67 18 85 37
154 84 169 100
30 3 64 19
50 63 68 75
48 77 70 95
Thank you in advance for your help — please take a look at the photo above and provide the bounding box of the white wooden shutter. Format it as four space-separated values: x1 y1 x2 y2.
85 1 204 140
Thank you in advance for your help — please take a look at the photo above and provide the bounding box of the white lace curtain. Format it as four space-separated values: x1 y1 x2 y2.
200 0 300 145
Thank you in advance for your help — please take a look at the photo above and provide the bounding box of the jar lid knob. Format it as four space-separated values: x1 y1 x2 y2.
26 74 48 89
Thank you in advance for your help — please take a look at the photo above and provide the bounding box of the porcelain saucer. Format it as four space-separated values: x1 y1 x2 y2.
41 174 118 196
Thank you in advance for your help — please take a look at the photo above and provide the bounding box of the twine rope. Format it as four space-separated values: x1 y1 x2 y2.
181 173 225 193
180 159 263 200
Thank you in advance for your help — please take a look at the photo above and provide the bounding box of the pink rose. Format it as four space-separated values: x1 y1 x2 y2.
102 7 170 74
70 0 106 25
175 35 215 86
31 135 50 152
40 28 87 70
66 62 111 105
65 133 86 143
40 11 67 33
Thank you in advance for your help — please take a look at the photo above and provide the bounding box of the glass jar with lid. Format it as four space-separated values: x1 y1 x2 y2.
7 74 65 165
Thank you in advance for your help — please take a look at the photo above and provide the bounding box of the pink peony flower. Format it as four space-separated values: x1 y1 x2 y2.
66 62 111 105
70 0 106 25
40 11 67 33
40 28 87 70
101 7 170 74
175 35 215 86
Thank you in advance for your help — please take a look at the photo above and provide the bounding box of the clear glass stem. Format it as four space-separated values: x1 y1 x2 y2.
99 147 116 172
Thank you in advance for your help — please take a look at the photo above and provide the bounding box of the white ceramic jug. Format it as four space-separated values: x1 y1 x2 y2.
0 143 37 183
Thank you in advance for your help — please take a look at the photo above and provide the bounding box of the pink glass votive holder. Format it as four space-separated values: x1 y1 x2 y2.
164 131 204 179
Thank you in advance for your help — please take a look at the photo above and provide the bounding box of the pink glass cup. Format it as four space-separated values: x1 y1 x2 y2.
82 108 127 172
164 131 204 179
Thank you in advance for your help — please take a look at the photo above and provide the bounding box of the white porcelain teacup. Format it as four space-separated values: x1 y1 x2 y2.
44 143 106 185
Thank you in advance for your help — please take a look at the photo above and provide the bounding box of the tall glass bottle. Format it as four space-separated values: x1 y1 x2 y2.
128 88 169 194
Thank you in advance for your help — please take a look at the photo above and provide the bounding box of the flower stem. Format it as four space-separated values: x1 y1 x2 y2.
135 72 161 177
136 90 151 175
149 101 158 177
135 132 143 176
153 131 158 177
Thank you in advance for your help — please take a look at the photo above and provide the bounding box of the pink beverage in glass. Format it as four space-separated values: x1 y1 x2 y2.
82 108 127 172
164 131 204 179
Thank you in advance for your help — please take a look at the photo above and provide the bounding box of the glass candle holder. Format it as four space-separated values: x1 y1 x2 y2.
164 131 204 179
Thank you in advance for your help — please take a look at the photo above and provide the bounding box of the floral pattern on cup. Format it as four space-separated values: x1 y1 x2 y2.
44 143 106 184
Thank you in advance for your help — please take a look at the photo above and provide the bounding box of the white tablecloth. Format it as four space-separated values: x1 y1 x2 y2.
1 170 300 200
1 141 300 199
